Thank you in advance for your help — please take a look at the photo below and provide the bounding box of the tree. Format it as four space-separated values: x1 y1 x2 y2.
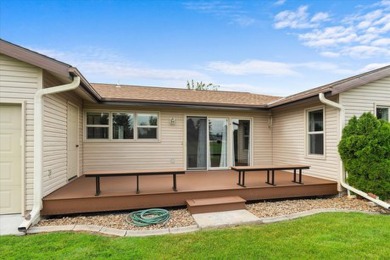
338 112 390 200
186 80 219 91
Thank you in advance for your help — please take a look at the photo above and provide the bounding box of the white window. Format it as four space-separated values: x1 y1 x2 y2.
307 108 324 156
86 112 109 139
137 113 158 139
112 113 134 139
376 106 389 122
85 111 158 140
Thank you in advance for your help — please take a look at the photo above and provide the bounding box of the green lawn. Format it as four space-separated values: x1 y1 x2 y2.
1 212 389 259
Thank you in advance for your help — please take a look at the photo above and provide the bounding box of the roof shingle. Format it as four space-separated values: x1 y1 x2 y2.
91 83 281 108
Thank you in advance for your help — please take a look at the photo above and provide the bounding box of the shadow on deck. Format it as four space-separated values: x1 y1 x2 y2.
42 170 338 215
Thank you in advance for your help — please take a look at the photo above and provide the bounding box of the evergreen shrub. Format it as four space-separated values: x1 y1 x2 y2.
338 112 390 200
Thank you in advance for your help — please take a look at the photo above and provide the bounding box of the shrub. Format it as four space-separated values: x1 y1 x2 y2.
338 112 390 200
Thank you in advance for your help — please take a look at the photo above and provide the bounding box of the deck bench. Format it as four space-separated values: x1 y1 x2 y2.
231 165 310 187
84 169 186 196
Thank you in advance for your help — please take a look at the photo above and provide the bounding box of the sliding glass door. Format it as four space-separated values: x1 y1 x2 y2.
187 117 207 170
208 118 228 168
187 117 250 170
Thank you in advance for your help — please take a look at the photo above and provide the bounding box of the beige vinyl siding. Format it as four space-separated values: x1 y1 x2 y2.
82 104 271 171
272 100 340 182
42 71 83 196
0 54 42 211
340 76 390 124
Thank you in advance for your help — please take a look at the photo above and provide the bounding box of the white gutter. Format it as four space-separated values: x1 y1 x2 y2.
18 76 81 232
319 93 390 210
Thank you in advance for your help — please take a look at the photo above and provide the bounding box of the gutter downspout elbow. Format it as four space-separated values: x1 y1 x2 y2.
318 93 390 210
18 76 81 232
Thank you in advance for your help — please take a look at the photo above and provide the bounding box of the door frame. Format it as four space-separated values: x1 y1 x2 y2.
208 117 229 170
67 101 79 180
231 117 253 167
0 99 26 215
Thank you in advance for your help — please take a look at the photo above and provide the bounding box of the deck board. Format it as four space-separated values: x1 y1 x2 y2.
42 170 338 215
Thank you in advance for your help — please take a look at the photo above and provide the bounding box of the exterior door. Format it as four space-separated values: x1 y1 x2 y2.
232 119 251 166
208 118 228 169
67 103 79 180
186 117 207 170
0 104 22 214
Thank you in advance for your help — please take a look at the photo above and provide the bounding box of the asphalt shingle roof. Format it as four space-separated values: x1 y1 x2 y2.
91 83 281 108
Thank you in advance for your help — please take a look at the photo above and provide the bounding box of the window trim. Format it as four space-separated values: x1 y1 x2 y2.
84 110 160 142
305 106 326 159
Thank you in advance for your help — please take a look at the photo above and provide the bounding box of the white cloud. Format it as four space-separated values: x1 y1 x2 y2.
232 16 257 26
343 45 390 58
83 61 206 81
371 38 390 46
274 1 390 58
34 47 208 84
183 1 256 27
299 26 357 47
274 6 310 29
274 5 330 29
357 62 390 73
311 12 330 23
320 51 340 58
274 0 286 6
206 59 360 77
207 60 298 76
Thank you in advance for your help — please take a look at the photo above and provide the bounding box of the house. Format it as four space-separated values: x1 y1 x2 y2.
0 39 389 229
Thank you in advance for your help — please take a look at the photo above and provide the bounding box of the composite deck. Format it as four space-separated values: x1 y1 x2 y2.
42 170 338 215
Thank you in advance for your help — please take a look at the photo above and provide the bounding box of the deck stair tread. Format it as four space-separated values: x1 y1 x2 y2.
186 196 246 214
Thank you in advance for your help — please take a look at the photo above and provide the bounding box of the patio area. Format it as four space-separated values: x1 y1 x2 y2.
42 170 338 215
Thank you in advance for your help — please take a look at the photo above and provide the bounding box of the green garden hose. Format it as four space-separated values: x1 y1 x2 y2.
126 208 170 227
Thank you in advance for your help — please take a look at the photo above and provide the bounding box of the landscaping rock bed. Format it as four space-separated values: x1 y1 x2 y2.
247 196 389 218
37 208 196 231
37 196 388 231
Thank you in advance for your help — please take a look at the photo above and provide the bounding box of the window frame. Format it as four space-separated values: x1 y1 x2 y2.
136 113 159 139
305 106 326 159
85 112 110 140
112 112 135 140
375 104 390 122
84 110 160 142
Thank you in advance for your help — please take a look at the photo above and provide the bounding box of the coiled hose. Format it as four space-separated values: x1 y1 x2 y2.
126 208 170 227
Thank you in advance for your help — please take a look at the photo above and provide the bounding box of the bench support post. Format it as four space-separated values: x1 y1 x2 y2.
95 176 101 196
136 175 140 194
266 170 276 186
292 168 304 184
173 174 177 191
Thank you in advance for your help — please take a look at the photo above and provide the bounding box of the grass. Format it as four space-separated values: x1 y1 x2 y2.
1 212 389 259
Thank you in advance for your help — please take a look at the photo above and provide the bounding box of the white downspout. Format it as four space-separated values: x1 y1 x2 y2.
319 93 389 210
18 76 81 232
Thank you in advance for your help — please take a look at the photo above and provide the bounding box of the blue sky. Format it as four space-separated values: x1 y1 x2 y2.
1 0 389 96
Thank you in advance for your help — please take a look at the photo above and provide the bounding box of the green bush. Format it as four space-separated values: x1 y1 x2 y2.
338 112 390 200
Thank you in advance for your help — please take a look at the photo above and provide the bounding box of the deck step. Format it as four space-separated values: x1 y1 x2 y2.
186 196 246 214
